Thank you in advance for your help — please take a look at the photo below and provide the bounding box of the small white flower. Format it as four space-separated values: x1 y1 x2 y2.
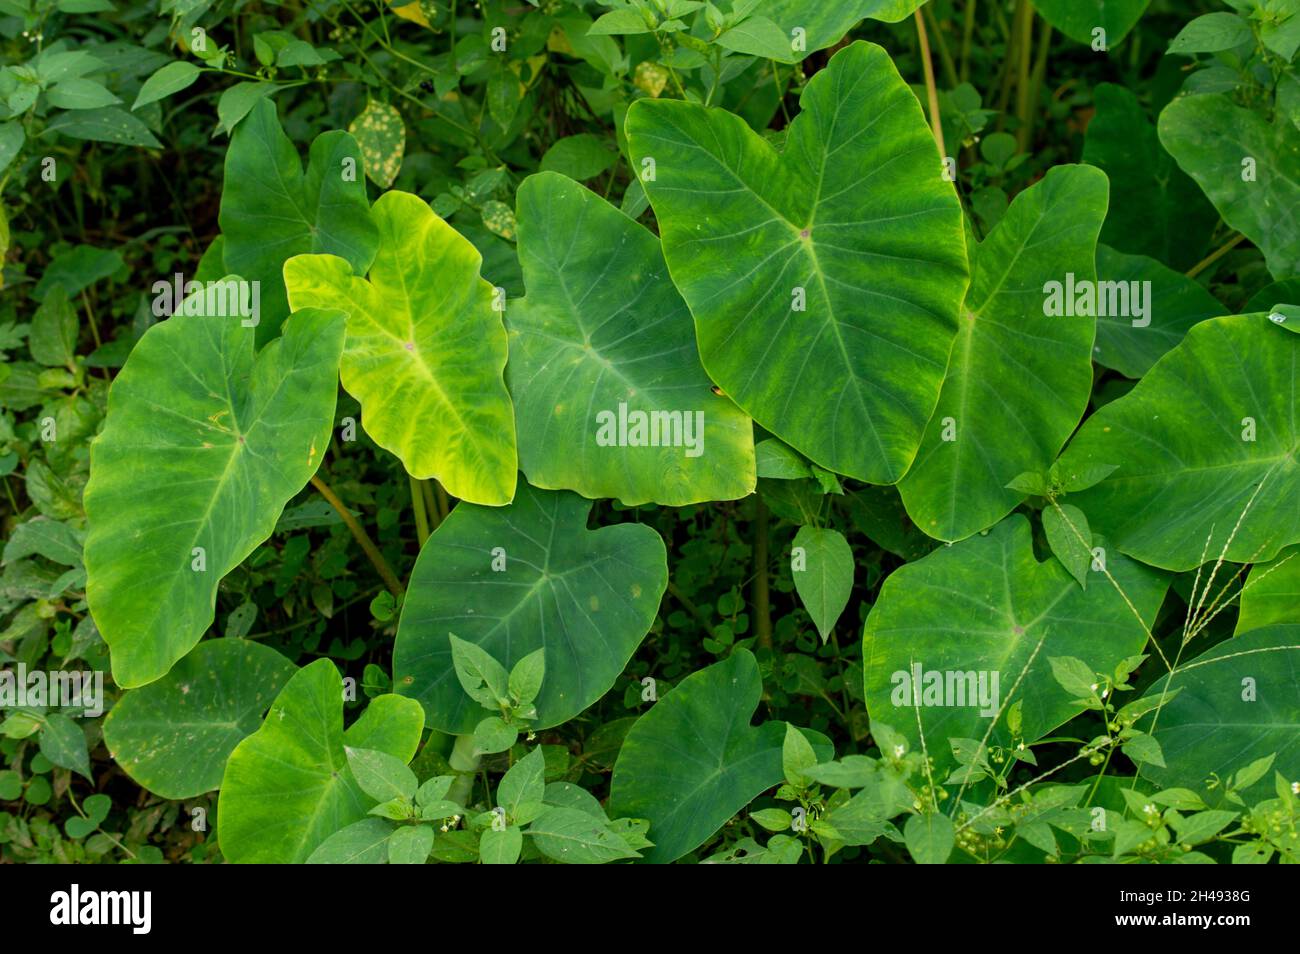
1143 803 1157 815
1017 742 1026 751
1100 688 1108 699
1089 683 1098 692
1291 781 1299 796
893 743 906 758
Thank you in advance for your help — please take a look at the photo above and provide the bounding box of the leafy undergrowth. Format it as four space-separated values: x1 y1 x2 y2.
1 0 1298 864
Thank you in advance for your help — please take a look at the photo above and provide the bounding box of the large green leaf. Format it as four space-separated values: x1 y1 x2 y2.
898 166 1108 541
84 304 346 688
1236 545 1300 634
218 659 424 863
609 650 830 864
1031 0 1151 48
285 190 518 505
219 98 379 341
1092 245 1224 379
1082 83 1216 270
1140 626 1300 799
1159 92 1300 280
393 482 667 733
1062 315 1300 571
862 515 1167 766
102 639 296 799
507 172 755 506
746 1 929 63
626 41 969 484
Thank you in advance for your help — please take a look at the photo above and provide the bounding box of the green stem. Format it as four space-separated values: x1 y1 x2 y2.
924 5 959 90
410 475 430 547
1012 0 1035 151
959 0 977 83
447 733 482 808
752 497 773 649
310 474 404 597
420 479 441 530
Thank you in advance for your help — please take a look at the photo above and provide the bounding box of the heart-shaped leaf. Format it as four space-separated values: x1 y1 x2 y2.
1061 315 1300 571
1082 84 1216 271
84 304 346 688
1140 626 1300 799
862 515 1167 768
609 649 831 863
103 639 296 798
1031 0 1151 48
393 482 667 733
285 190 517 505
507 172 755 506
1159 91 1300 280
626 41 968 483
898 165 1108 541
219 98 378 341
218 659 424 863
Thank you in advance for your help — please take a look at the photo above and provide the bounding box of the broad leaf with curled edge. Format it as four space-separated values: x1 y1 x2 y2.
861 515 1167 772
1061 315 1300 572
1159 91 1300 281
285 190 517 505
738 1 929 63
507 171 754 506
393 482 667 733
84 303 346 688
1092 245 1224 380
626 41 968 484
1031 0 1151 48
898 165 1108 542
609 650 832 864
1139 626 1300 800
103 639 296 799
218 659 424 863
219 98 378 342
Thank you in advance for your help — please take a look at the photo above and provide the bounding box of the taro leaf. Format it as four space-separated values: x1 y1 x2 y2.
218 659 424 863
1140 626 1300 799
102 639 296 798
508 172 754 506
220 98 379 342
1061 315 1300 572
625 41 968 484
898 165 1108 541
608 649 832 864
759 1 930 62
1092 245 1224 379
1236 545 1300 635
862 515 1167 770
1082 84 1216 271
1031 0 1151 48
348 100 405 188
285 190 517 505
393 483 667 733
1159 92 1300 280
84 305 345 688
790 526 854 641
